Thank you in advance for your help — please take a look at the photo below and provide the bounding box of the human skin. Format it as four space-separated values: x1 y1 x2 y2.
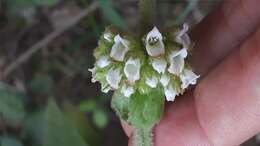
122 0 260 145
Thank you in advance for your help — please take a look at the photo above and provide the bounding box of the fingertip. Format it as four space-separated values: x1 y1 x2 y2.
121 120 133 138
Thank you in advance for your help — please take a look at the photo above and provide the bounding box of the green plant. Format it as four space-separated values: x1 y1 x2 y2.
88 1 200 146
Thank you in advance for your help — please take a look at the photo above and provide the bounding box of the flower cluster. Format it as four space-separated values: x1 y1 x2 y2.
89 24 199 102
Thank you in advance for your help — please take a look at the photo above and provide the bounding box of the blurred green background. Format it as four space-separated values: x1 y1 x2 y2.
0 0 258 146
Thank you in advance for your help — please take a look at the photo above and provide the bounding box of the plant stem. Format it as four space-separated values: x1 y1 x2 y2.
133 128 153 146
139 0 156 37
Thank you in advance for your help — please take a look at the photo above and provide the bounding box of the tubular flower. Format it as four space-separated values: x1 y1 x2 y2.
145 27 165 57
180 69 200 89
145 76 158 88
110 34 130 61
151 58 167 74
106 68 122 89
168 48 187 75
96 56 111 68
175 23 191 49
124 58 141 84
164 84 176 102
160 74 170 87
121 84 135 97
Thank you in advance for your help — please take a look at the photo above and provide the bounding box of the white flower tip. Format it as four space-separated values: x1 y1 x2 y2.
106 68 122 89
124 58 141 84
96 56 110 68
110 34 129 61
169 48 188 59
160 74 170 87
104 32 112 42
176 23 191 49
147 26 162 40
151 58 167 74
182 23 189 32
88 67 97 83
168 48 188 75
121 85 134 97
180 69 200 89
145 77 158 88
164 85 176 102
145 27 165 57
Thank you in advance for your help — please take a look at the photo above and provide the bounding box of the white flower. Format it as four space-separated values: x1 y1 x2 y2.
88 67 97 83
151 58 167 74
145 76 158 88
168 48 188 75
106 68 122 89
175 23 191 49
124 58 141 84
121 84 134 97
180 69 200 89
145 27 165 57
110 34 129 61
96 56 111 68
160 74 170 87
104 32 113 42
164 85 176 102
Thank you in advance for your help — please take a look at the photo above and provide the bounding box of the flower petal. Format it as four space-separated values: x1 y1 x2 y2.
121 84 134 97
180 69 200 89
160 74 170 87
106 68 122 89
104 32 112 42
151 58 167 74
145 27 165 57
164 85 176 102
168 49 187 75
145 76 158 88
110 34 129 61
175 23 191 49
96 56 111 68
124 58 141 84
88 67 97 83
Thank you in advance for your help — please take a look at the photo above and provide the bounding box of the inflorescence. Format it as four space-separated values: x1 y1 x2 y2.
89 24 199 102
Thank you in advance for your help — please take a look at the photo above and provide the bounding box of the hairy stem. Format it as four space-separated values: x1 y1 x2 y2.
133 128 153 146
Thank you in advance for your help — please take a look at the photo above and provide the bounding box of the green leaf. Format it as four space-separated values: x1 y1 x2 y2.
98 0 127 29
43 99 88 146
63 102 102 146
111 90 130 121
128 89 164 129
92 110 108 129
0 136 23 146
112 89 165 129
0 89 25 127
24 110 45 146
79 99 97 112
